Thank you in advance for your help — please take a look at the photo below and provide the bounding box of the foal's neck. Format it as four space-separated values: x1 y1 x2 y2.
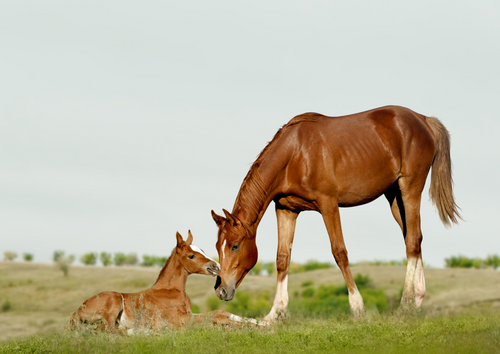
151 251 188 291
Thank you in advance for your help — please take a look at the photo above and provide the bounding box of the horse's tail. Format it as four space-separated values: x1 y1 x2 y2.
426 116 462 227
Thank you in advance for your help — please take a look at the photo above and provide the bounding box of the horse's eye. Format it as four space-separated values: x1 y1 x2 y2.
231 245 239 251
188 254 195 259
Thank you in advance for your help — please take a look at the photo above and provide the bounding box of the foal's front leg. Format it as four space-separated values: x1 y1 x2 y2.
263 208 298 323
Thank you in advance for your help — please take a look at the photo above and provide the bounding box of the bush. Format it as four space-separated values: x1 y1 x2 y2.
100 252 112 266
23 253 34 262
3 251 17 261
289 274 389 317
485 255 500 270
445 255 474 268
262 262 275 276
141 255 168 267
2 300 12 312
53 251 75 276
113 253 127 266
226 291 271 318
248 261 262 275
206 296 221 311
124 253 138 266
80 252 98 266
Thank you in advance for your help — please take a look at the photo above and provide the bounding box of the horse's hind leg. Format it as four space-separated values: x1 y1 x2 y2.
386 179 426 312
264 207 298 322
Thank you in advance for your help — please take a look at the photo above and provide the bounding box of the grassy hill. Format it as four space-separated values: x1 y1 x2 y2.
1 261 500 341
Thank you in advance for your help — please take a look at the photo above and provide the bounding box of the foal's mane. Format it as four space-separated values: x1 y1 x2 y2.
234 113 321 225
153 247 177 286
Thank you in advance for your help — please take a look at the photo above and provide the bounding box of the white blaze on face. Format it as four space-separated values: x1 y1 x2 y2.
190 244 220 268
221 239 226 261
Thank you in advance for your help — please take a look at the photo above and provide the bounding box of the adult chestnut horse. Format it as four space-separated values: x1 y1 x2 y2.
72 231 263 331
212 105 461 321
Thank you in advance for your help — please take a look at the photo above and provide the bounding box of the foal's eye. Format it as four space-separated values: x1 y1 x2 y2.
231 245 239 251
188 254 195 259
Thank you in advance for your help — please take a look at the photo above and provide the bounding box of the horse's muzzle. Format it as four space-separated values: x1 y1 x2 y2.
214 276 235 301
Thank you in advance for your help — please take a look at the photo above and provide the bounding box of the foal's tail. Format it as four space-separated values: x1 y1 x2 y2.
426 116 462 227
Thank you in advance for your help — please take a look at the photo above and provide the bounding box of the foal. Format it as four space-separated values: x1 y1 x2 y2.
72 231 262 332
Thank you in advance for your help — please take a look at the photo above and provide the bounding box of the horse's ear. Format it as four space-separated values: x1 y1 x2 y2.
186 230 193 245
211 210 224 226
223 209 239 226
176 232 184 246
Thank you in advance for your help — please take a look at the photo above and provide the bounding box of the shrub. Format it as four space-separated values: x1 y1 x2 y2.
226 291 271 318
206 296 221 311
113 253 127 266
302 260 334 272
288 274 389 317
485 255 500 269
100 252 112 266
53 251 75 276
124 253 138 266
262 262 276 276
191 303 201 313
23 253 34 262
445 255 474 268
141 255 168 267
249 261 262 275
3 251 17 261
2 300 12 312
80 252 98 266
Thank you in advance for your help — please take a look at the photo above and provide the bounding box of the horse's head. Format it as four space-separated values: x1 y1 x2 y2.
176 230 220 277
211 209 258 301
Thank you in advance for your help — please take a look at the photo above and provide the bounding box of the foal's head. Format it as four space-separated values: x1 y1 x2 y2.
211 209 258 301
176 230 220 276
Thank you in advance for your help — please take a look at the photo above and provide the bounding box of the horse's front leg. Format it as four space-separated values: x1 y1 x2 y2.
263 207 298 323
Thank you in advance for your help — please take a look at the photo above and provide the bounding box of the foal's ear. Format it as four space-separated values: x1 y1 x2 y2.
176 232 184 246
211 210 224 226
186 230 193 245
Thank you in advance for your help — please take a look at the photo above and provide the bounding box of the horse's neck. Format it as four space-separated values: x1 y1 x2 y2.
151 253 188 292
232 160 283 232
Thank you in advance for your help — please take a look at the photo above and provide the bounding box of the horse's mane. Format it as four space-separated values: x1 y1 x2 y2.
233 113 321 224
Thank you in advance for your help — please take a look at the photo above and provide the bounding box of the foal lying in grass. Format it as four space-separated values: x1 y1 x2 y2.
71 231 264 332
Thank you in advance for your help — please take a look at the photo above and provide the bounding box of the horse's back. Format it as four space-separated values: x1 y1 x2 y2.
279 106 436 206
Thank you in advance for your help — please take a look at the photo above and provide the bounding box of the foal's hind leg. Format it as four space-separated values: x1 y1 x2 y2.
264 207 298 322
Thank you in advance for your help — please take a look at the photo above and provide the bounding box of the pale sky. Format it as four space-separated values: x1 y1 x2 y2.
1 1 499 268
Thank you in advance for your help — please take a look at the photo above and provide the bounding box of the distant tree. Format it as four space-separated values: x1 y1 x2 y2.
80 252 98 266
53 250 75 276
263 262 276 276
23 253 34 262
100 252 112 266
485 255 500 270
141 255 156 267
3 251 17 261
113 253 127 266
249 261 262 275
124 253 138 266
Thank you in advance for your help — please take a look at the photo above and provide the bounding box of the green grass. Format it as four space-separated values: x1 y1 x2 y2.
2 261 500 352
1 314 499 354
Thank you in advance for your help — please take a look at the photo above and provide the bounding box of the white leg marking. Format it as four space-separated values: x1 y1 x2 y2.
349 287 364 314
229 314 267 326
402 257 418 305
414 257 426 307
265 274 289 322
